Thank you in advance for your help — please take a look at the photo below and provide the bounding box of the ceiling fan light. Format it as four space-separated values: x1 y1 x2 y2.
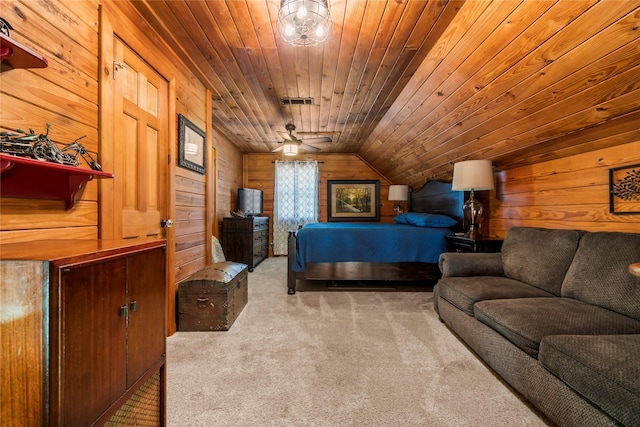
277 0 331 47
296 5 307 19
283 142 298 156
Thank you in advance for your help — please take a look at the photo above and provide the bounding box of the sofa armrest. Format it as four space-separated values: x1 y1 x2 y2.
438 252 504 277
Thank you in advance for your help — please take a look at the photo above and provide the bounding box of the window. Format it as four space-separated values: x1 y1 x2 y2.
273 160 319 255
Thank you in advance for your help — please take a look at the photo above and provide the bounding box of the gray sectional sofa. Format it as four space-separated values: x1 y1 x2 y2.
433 227 640 427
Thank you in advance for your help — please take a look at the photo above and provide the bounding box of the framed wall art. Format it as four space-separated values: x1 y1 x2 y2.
609 163 640 214
327 180 380 222
178 114 206 174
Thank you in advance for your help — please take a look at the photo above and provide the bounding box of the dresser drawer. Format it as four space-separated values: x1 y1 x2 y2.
253 217 269 231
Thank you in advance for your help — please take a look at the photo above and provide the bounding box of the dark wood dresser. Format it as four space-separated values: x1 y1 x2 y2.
222 216 269 271
0 239 167 426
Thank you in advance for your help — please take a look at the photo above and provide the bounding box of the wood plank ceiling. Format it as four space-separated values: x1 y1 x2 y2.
131 0 640 188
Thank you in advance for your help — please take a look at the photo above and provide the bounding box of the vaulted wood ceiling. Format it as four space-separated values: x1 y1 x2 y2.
131 0 640 188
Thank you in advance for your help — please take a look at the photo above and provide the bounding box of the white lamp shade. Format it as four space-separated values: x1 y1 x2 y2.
388 185 409 201
283 142 298 156
452 160 494 191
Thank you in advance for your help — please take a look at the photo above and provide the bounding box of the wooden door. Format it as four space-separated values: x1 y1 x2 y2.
101 20 177 334
113 38 168 240
59 260 127 426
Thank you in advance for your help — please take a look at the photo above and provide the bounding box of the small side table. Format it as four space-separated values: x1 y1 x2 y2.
445 234 504 253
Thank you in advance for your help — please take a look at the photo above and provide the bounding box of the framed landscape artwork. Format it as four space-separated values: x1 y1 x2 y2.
178 114 206 174
327 180 380 222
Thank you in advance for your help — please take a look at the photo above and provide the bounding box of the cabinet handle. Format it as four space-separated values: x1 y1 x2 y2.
119 305 127 317
130 300 137 312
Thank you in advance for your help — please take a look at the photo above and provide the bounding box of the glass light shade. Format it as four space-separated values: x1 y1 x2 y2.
452 160 494 237
277 0 332 47
283 142 298 156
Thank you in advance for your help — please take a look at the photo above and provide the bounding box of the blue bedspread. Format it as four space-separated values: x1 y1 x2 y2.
292 222 453 272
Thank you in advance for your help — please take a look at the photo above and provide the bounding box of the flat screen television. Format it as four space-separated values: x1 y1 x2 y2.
237 188 263 216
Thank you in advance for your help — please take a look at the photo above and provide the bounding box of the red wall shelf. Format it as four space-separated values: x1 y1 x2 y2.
0 33 48 70
0 153 113 209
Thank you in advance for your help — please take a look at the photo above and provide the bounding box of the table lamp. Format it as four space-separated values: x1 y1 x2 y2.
452 160 494 237
388 185 409 215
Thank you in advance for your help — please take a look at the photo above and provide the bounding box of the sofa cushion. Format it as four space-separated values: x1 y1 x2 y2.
438 252 504 277
474 297 640 358
562 231 640 321
437 276 554 316
539 334 640 427
501 227 584 295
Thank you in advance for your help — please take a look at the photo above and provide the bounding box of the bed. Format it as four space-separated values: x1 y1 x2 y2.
287 180 464 294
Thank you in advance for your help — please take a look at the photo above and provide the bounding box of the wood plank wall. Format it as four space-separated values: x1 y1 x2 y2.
0 0 101 243
489 141 640 237
214 128 244 230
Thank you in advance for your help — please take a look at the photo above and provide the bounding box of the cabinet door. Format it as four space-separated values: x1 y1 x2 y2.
60 259 127 426
127 247 166 387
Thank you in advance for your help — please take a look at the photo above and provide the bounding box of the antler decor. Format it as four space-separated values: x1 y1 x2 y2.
609 163 640 214
0 123 102 170
612 168 640 201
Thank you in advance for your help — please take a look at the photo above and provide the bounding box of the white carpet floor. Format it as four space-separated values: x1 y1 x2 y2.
166 257 551 426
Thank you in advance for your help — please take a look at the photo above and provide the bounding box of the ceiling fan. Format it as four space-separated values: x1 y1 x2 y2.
272 123 332 156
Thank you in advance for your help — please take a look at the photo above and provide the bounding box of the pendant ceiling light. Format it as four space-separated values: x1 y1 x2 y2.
283 141 299 156
277 0 332 47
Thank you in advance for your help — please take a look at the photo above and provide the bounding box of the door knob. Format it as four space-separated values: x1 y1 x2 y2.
160 219 173 228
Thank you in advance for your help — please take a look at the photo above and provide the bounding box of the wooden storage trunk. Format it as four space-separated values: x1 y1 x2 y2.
178 262 248 331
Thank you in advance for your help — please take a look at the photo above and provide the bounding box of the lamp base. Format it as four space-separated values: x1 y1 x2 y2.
462 190 484 237
394 203 403 215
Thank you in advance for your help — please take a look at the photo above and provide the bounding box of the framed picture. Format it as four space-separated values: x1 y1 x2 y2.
609 163 640 214
328 180 380 221
178 114 206 174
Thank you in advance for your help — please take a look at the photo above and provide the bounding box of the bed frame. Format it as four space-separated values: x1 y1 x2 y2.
286 180 464 294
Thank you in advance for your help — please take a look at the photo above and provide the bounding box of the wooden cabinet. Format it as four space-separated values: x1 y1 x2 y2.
0 239 166 427
445 234 503 253
222 216 269 271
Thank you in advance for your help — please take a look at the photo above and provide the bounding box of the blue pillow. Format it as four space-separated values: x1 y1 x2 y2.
393 213 410 224
403 212 457 228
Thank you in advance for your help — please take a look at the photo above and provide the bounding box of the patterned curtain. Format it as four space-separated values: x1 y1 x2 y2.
273 160 319 255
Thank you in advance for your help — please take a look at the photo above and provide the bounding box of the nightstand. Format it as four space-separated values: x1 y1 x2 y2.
445 234 504 253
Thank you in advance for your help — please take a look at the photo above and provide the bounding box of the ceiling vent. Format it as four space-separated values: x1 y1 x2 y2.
281 97 314 105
